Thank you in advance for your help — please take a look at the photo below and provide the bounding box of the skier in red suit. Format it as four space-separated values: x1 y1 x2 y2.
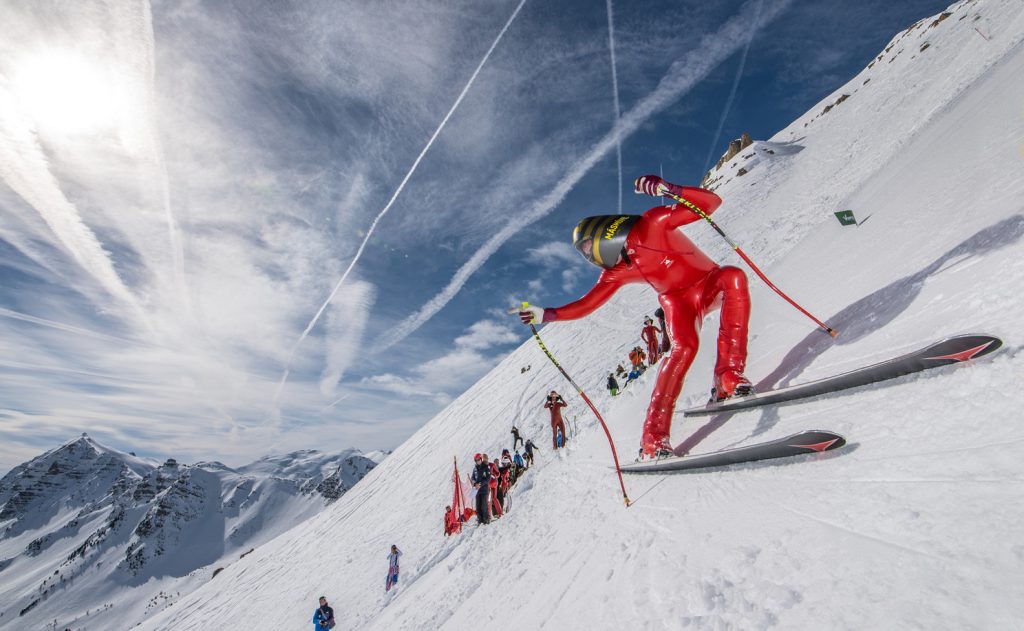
517 175 752 457
641 317 661 364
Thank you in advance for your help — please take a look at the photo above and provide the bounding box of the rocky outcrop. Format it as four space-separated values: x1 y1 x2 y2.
701 132 753 187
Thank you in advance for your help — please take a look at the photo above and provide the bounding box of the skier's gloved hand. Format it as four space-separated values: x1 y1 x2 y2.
634 175 670 197
516 304 545 325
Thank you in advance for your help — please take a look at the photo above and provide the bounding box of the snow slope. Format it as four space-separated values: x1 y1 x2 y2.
0 436 382 630
144 1 1024 629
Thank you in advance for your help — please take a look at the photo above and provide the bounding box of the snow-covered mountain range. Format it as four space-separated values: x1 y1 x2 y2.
0 434 383 630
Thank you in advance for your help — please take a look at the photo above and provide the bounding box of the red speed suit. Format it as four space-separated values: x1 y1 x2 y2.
544 397 568 449
545 187 750 455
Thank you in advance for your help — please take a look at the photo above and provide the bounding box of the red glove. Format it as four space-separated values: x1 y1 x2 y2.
634 175 670 197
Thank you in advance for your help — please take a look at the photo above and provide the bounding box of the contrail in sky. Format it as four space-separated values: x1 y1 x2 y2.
274 0 530 402
607 0 623 214
384 0 791 350
701 0 764 176
0 306 137 345
138 0 191 311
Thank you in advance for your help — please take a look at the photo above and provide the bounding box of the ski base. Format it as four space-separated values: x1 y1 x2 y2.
620 430 847 474
683 334 1001 417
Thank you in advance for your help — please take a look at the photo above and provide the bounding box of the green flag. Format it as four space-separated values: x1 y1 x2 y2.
834 210 857 226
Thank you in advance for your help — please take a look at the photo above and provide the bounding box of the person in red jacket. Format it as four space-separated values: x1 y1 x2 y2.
641 316 661 364
544 391 568 450
628 346 644 370
516 175 752 457
444 505 460 536
488 458 504 518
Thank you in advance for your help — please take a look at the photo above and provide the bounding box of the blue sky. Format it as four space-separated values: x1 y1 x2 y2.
0 0 953 471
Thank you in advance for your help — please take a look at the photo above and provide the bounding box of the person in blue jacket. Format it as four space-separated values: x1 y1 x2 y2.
313 596 335 630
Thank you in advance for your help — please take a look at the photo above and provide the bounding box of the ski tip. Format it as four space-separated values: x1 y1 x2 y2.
791 430 847 453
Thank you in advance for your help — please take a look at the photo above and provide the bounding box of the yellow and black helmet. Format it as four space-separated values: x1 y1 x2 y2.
572 215 641 269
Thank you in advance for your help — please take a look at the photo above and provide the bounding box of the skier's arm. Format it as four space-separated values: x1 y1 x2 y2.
664 185 722 229
546 271 624 322
634 175 722 229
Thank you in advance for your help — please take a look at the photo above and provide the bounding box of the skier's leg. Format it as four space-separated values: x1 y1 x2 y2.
641 288 703 456
551 420 559 449
702 266 751 396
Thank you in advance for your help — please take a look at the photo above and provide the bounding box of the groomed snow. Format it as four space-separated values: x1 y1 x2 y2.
143 1 1024 628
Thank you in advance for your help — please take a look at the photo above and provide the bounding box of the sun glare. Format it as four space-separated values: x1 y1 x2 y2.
12 51 135 135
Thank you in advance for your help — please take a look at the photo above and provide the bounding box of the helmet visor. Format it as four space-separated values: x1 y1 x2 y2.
572 215 639 269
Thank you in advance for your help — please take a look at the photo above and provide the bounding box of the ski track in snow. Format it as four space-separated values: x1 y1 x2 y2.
136 2 1024 630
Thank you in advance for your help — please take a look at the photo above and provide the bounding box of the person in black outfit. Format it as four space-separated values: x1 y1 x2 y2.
511 425 524 450
523 439 538 467
607 372 620 395
471 453 492 524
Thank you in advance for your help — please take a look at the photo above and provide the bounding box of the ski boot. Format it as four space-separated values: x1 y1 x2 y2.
639 438 674 461
710 371 754 403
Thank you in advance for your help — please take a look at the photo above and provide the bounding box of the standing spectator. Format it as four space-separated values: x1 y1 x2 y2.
385 545 402 592
488 456 504 518
511 425 524 450
524 439 538 467
313 596 335 631
471 453 491 524
497 451 514 509
544 391 568 450
642 316 661 364
512 451 525 482
607 372 620 396
655 307 671 354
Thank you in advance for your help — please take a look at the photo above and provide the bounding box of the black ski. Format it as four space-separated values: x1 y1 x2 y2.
620 430 846 474
683 334 1001 417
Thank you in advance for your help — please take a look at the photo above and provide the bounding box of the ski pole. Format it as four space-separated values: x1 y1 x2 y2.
663 190 838 338
512 302 631 507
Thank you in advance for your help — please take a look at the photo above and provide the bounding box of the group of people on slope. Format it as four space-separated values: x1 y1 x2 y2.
467 439 533 526
449 389 568 532
607 315 666 396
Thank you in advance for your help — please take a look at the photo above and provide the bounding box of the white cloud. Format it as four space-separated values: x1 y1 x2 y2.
453 319 518 351
319 280 377 396
527 241 580 266
362 318 519 403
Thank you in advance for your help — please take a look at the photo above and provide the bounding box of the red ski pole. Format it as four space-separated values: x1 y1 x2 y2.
663 190 838 338
515 303 631 507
